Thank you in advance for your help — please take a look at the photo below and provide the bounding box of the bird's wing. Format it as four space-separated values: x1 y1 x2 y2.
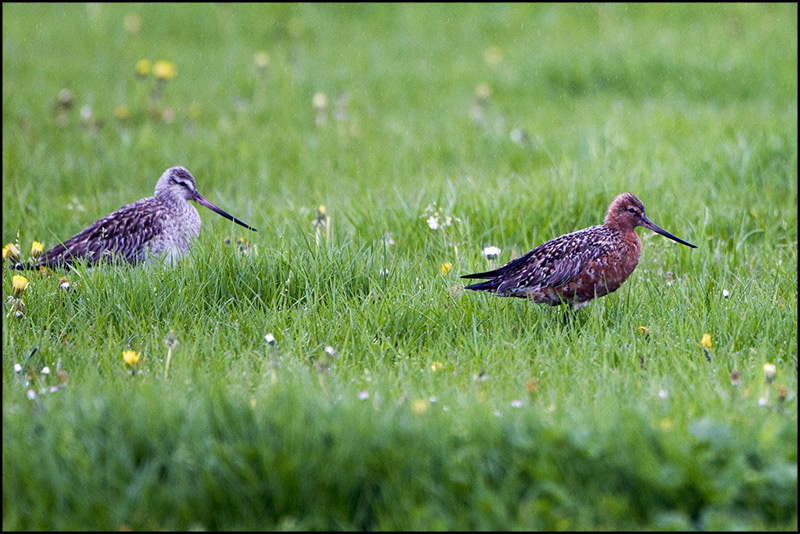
460 227 613 296
40 199 164 268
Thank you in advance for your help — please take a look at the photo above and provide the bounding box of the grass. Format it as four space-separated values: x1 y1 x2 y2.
3 3 797 530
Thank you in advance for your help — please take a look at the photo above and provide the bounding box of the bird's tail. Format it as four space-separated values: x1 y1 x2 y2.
463 278 501 292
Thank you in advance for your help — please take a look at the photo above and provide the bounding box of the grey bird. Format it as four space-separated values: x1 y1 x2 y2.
18 166 256 269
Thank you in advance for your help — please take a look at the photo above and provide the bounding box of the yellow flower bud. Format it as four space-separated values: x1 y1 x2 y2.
135 59 151 77
31 241 44 259
411 399 428 414
114 105 130 120
4 243 20 262
440 262 453 275
701 333 712 350
12 275 29 295
153 60 176 80
123 350 141 367
254 51 270 69
312 92 327 110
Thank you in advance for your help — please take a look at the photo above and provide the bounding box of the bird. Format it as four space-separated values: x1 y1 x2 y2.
461 192 696 310
17 166 256 269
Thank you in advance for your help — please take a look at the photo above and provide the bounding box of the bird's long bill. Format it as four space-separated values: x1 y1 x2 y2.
193 193 257 231
641 216 696 248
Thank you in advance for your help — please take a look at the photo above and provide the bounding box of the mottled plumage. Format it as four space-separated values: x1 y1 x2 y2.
20 166 256 269
462 193 696 310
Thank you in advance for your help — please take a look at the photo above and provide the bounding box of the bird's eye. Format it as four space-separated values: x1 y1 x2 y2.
627 208 638 214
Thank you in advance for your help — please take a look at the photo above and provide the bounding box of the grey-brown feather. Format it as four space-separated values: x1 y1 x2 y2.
463 226 622 296
38 198 166 268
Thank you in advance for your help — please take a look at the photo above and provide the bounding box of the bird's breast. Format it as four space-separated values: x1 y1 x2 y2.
555 230 641 303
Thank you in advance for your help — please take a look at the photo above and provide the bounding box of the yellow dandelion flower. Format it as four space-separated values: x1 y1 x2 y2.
30 241 44 259
123 350 140 367
12 275 29 296
153 60 176 80
440 262 452 275
135 59 151 77
659 418 673 431
701 333 712 350
4 243 20 262
411 399 428 414
114 105 130 120
430 361 443 372
317 204 326 216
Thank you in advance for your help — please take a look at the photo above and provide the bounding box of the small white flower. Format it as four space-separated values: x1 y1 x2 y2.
658 389 668 399
763 363 776 383
509 129 528 144
426 216 439 230
264 333 276 345
60 281 70 291
358 391 369 400
442 405 450 411
41 366 51 376
483 246 501 259
26 389 37 400
80 104 92 120
493 410 502 417
429 396 438 403
50 386 59 393
510 399 523 408
722 289 730 298
324 345 336 356
758 397 768 406
14 363 22 373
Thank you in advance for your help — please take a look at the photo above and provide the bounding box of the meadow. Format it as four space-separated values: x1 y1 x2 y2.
2 3 797 530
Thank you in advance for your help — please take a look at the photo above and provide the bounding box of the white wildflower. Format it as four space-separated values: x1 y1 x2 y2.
483 246 501 259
